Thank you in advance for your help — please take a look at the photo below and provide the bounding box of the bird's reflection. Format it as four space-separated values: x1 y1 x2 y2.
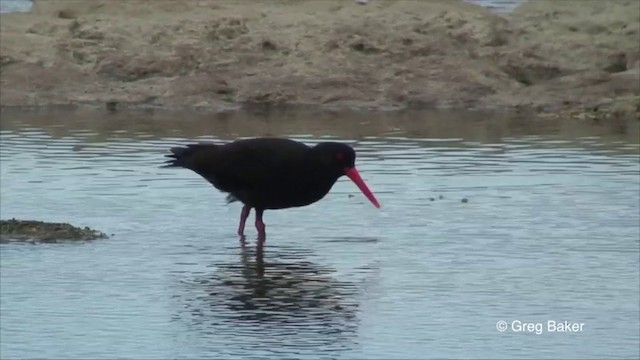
238 235 265 277
172 238 361 356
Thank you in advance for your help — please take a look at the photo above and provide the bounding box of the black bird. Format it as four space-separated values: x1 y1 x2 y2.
163 138 380 240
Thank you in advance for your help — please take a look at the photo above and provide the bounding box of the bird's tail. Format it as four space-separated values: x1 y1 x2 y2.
161 143 217 169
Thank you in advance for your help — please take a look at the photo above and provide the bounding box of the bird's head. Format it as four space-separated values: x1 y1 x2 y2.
313 142 381 208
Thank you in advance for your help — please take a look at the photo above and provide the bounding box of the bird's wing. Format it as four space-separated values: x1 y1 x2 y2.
190 139 310 193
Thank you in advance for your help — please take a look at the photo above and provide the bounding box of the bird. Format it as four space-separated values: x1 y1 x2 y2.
163 138 380 240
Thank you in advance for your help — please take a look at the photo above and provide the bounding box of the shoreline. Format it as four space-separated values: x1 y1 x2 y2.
1 0 638 118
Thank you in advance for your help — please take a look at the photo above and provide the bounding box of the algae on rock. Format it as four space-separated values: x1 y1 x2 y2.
0 218 108 243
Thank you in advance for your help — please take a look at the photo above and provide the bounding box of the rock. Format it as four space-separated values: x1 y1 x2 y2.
609 69 640 93
604 53 628 73
0 218 108 243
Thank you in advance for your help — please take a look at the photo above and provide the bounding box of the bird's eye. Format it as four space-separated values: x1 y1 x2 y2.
335 152 344 160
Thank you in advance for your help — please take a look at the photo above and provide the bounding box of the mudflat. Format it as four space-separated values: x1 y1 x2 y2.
0 0 638 117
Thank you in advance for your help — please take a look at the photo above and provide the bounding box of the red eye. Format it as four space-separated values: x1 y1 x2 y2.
335 152 344 160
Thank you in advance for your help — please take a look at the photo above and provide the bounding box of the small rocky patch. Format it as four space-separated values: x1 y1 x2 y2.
0 218 108 243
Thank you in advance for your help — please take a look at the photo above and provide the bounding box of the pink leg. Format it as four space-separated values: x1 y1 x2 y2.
237 205 251 236
255 208 266 241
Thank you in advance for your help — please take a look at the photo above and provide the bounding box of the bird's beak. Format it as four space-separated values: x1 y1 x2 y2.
344 167 381 208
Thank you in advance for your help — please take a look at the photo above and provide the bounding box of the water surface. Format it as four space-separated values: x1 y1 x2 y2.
1 108 639 359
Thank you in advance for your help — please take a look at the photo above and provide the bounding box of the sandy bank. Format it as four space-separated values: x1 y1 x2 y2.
1 0 638 117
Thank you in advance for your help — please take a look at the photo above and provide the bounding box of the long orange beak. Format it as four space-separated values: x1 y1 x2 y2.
344 167 381 208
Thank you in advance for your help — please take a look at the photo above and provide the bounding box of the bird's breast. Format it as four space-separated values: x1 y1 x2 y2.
245 172 340 210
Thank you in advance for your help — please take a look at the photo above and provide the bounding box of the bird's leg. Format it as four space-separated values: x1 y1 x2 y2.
238 205 251 237
255 208 266 241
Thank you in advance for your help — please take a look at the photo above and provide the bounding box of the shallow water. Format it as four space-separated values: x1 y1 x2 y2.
1 108 639 359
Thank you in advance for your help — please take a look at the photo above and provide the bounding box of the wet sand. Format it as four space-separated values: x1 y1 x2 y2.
0 0 638 118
